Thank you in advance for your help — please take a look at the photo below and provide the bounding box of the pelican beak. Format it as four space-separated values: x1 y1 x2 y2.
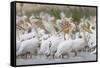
84 27 92 33
87 29 92 33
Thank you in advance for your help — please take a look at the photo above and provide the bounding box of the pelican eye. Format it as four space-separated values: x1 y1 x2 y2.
91 42 93 45
79 35 82 38
33 36 35 38
91 26 95 30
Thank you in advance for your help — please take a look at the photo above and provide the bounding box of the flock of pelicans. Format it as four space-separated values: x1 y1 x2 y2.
16 12 96 59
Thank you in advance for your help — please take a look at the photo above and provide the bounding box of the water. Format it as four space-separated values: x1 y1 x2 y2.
16 52 96 65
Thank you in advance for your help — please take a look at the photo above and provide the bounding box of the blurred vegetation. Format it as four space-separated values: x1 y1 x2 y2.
68 7 96 25
16 3 96 21
49 7 61 19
